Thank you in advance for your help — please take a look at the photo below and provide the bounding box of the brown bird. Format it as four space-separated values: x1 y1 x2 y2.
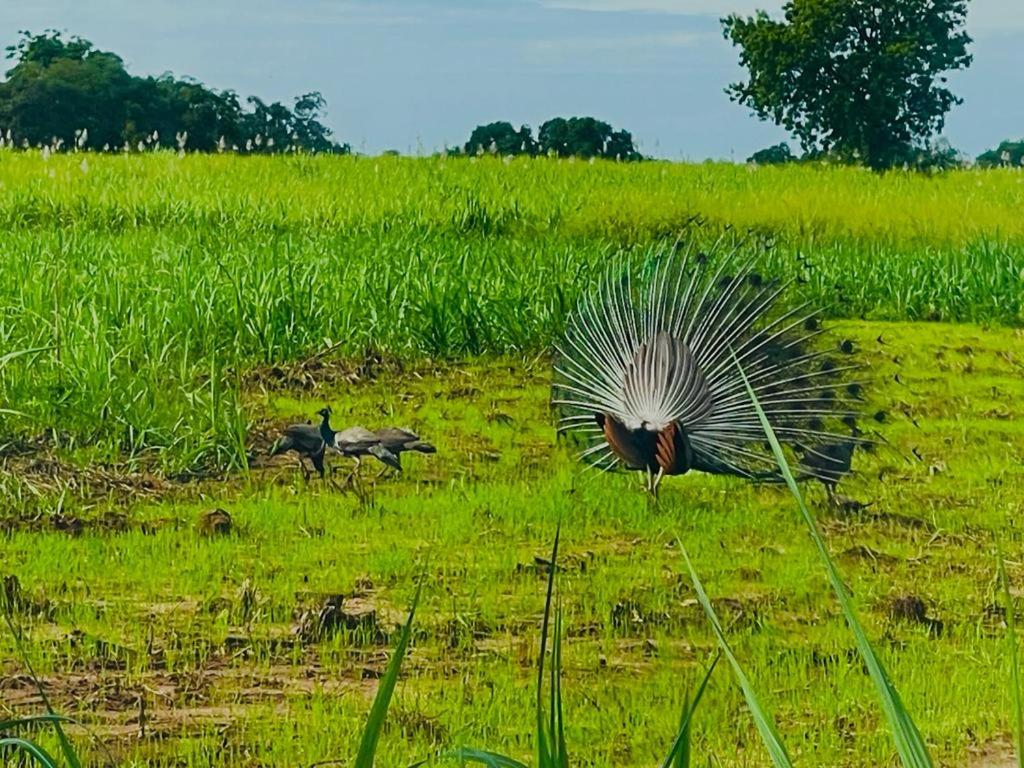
552 242 865 495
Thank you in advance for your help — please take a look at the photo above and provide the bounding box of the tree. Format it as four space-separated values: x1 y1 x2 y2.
464 121 535 156
0 30 348 153
537 116 641 160
748 142 795 164
977 139 1024 168
722 0 972 170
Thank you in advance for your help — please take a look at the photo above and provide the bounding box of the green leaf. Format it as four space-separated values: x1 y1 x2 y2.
444 747 530 768
0 714 72 731
2 612 81 768
998 552 1024 768
731 351 932 767
0 345 52 369
354 573 425 768
0 736 61 767
661 653 720 768
681 546 795 768
536 524 562 768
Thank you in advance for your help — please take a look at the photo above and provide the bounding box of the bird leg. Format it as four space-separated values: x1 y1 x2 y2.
651 467 665 497
340 456 363 489
643 468 664 497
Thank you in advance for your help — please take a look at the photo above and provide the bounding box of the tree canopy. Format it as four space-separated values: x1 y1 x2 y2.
464 121 536 156
723 0 972 170
0 30 348 153
459 116 642 160
538 117 641 160
977 139 1024 168
748 143 795 165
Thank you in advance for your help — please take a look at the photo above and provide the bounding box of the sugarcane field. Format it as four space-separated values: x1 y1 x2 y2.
1 5 1024 768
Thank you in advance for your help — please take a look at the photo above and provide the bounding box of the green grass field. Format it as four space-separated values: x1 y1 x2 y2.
1 153 1023 767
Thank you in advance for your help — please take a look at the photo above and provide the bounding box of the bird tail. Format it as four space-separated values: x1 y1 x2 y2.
407 441 436 454
269 436 293 456
369 444 403 471
552 234 865 480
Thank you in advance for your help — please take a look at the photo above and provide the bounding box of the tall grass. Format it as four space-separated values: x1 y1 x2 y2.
734 355 932 766
681 546 794 767
999 554 1024 767
0 151 1020 472
353 574 424 767
450 527 719 767
1 606 81 768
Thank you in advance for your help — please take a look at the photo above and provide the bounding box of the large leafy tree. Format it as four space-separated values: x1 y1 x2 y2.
464 121 536 156
722 0 972 169
977 139 1024 168
0 30 348 153
538 116 641 160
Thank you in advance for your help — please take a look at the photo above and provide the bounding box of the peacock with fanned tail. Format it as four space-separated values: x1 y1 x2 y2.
552 241 867 495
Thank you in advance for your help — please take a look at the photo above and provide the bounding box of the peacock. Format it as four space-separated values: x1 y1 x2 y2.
551 240 866 495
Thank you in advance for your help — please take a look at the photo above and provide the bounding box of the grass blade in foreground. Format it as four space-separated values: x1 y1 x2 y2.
680 547 794 768
0 715 71 731
998 553 1024 767
660 652 720 768
440 527 565 768
536 524 568 768
0 737 60 767
2 611 82 768
446 747 529 767
354 573 424 768
732 353 932 767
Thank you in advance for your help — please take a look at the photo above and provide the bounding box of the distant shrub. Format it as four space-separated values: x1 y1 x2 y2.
458 116 643 160
977 140 1024 168
464 121 536 157
748 143 795 165
897 138 965 172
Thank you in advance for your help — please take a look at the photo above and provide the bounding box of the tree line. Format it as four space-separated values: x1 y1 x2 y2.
454 117 642 161
2 5 1022 170
0 30 347 154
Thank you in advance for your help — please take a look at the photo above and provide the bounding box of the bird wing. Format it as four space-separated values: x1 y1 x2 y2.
279 424 325 454
368 443 402 471
375 426 419 446
333 426 380 452
600 414 652 471
284 423 320 440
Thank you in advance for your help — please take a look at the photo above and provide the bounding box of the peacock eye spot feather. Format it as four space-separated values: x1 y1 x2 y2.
842 415 858 430
552 242 867 492
874 410 888 423
846 383 863 398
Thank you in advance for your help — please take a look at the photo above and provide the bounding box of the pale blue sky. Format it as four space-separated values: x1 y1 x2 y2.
1 0 1020 159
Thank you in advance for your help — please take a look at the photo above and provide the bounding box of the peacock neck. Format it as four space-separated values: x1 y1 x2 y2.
319 415 334 444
